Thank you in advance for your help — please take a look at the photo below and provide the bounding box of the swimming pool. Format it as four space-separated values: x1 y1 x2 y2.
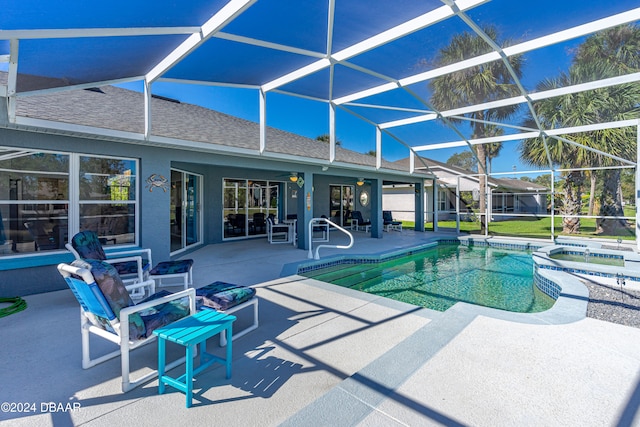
301 244 555 313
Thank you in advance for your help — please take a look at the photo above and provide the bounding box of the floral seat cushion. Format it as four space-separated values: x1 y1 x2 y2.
137 290 191 338
114 260 152 276
149 259 194 275
196 281 256 311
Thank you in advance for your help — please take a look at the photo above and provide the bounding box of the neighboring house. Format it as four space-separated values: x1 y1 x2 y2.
383 157 547 222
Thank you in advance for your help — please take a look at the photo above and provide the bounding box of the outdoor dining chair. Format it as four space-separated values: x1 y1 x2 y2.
266 217 291 244
57 260 196 392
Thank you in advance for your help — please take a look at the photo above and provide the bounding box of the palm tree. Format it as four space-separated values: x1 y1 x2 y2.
519 98 586 234
483 124 504 174
429 27 523 232
519 31 640 234
573 25 640 234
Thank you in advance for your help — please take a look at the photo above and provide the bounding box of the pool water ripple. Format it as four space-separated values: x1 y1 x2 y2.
303 244 555 313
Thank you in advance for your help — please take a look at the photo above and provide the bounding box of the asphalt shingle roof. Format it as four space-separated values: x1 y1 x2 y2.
4 73 406 172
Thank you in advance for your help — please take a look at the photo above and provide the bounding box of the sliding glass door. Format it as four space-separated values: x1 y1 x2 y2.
170 169 201 253
330 185 355 226
223 178 281 239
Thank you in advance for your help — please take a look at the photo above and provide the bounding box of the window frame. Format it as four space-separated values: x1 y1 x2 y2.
0 146 139 258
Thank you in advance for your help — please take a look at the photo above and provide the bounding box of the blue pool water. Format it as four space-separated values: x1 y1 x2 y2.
301 244 555 313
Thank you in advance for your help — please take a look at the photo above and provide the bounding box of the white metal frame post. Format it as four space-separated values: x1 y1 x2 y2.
550 170 555 241
259 89 266 153
144 80 152 140
636 122 640 250
6 39 18 123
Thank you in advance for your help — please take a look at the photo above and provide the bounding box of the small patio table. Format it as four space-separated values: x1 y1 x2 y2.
153 309 236 408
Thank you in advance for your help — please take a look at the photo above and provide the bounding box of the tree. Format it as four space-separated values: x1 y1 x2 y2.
520 25 640 235
573 25 640 234
519 130 586 233
315 134 341 146
620 168 635 206
446 151 477 172
429 27 523 232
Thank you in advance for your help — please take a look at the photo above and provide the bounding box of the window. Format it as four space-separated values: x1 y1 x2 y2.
0 147 138 256
438 189 450 212
79 155 137 246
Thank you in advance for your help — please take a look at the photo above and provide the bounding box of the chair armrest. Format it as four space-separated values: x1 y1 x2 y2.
105 255 145 264
124 278 156 296
124 287 196 315
119 288 197 343
106 248 153 266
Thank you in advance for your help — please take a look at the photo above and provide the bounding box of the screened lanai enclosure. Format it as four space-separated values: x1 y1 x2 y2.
2 0 640 250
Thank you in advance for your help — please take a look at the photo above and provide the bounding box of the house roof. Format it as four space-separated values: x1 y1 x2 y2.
391 156 547 191
1 71 414 174
492 177 546 192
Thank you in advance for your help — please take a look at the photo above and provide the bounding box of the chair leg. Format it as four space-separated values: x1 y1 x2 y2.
81 313 120 369
121 338 131 392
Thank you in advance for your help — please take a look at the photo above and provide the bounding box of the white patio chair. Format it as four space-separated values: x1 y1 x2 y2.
57 260 196 392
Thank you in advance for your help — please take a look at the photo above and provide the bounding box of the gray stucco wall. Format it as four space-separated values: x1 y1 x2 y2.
0 127 422 296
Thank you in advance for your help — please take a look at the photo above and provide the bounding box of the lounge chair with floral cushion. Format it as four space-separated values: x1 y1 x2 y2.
57 260 196 392
66 230 151 287
67 230 193 298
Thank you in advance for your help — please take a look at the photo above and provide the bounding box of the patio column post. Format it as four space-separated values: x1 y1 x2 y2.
370 178 383 238
433 178 439 232
297 172 313 250
414 179 425 232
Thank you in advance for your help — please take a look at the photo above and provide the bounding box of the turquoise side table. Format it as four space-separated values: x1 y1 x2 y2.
153 309 236 408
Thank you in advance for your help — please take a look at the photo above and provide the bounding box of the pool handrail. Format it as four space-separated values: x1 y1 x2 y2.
307 218 354 260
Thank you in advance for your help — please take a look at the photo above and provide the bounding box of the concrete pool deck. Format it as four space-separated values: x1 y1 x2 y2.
1 231 640 426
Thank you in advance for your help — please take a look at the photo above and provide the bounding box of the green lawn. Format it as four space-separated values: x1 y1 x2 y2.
402 216 636 241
